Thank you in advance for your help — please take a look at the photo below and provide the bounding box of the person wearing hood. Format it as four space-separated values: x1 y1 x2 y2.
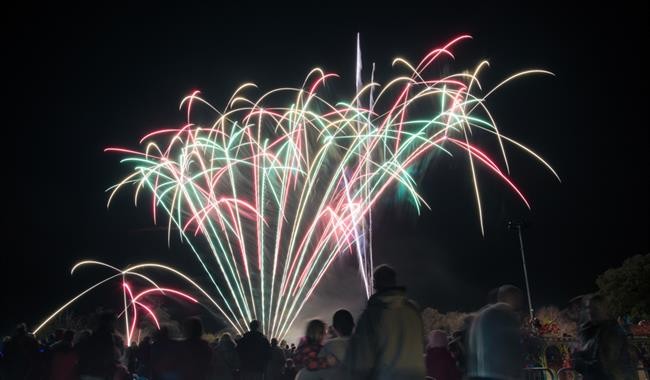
344 264 425 380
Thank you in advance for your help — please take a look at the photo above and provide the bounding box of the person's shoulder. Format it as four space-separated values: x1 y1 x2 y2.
601 320 627 339
477 302 516 317
405 297 421 312
201 340 213 355
323 336 344 346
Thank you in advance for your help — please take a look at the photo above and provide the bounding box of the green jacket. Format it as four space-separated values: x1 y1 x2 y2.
345 287 425 380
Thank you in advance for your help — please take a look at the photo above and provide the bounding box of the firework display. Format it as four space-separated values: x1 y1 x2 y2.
47 36 556 339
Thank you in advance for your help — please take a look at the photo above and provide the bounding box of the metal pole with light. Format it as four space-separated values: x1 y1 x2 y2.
508 221 534 321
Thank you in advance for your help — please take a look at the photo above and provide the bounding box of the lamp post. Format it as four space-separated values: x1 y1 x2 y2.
507 221 534 321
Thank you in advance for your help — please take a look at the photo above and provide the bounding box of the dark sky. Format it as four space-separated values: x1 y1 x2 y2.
4 2 648 334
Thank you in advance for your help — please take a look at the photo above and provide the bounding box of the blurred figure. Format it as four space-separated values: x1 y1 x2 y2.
76 311 126 380
294 319 328 374
308 309 355 379
48 329 78 380
425 330 460 380
125 343 138 374
467 285 524 380
237 320 271 380
280 339 291 358
135 335 152 379
266 338 286 380
282 358 297 380
151 326 181 380
448 315 474 376
345 264 425 380
497 285 524 311
180 317 213 380
572 294 638 380
1 323 40 379
213 333 240 380
321 309 354 363
487 287 499 305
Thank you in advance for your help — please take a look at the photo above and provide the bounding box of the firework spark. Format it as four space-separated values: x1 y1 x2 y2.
33 261 215 345
107 36 558 339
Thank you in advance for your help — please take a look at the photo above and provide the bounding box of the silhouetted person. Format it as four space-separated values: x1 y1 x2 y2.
2 323 40 380
448 315 474 375
151 326 181 380
135 335 152 379
266 338 286 380
180 317 212 380
282 358 297 380
126 343 139 374
572 294 638 380
425 330 460 380
237 320 271 380
280 339 289 358
213 333 240 380
345 264 425 379
467 285 525 380
48 330 78 380
76 312 124 380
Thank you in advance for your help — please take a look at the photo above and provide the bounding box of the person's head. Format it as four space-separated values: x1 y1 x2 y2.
487 287 499 305
497 285 524 311
461 315 475 331
305 319 326 345
62 330 74 343
54 329 65 341
584 294 610 322
565 294 587 322
249 320 260 332
291 343 296 348
220 333 234 344
73 330 91 346
332 309 354 337
373 264 397 291
155 326 170 341
280 339 287 347
14 323 27 337
114 335 125 353
427 330 448 349
271 338 278 347
93 311 117 333
183 317 203 340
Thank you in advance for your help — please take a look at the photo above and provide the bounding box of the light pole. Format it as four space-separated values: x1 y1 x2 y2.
508 221 534 321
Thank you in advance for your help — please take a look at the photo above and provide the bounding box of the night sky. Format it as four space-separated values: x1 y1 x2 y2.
5 2 648 334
